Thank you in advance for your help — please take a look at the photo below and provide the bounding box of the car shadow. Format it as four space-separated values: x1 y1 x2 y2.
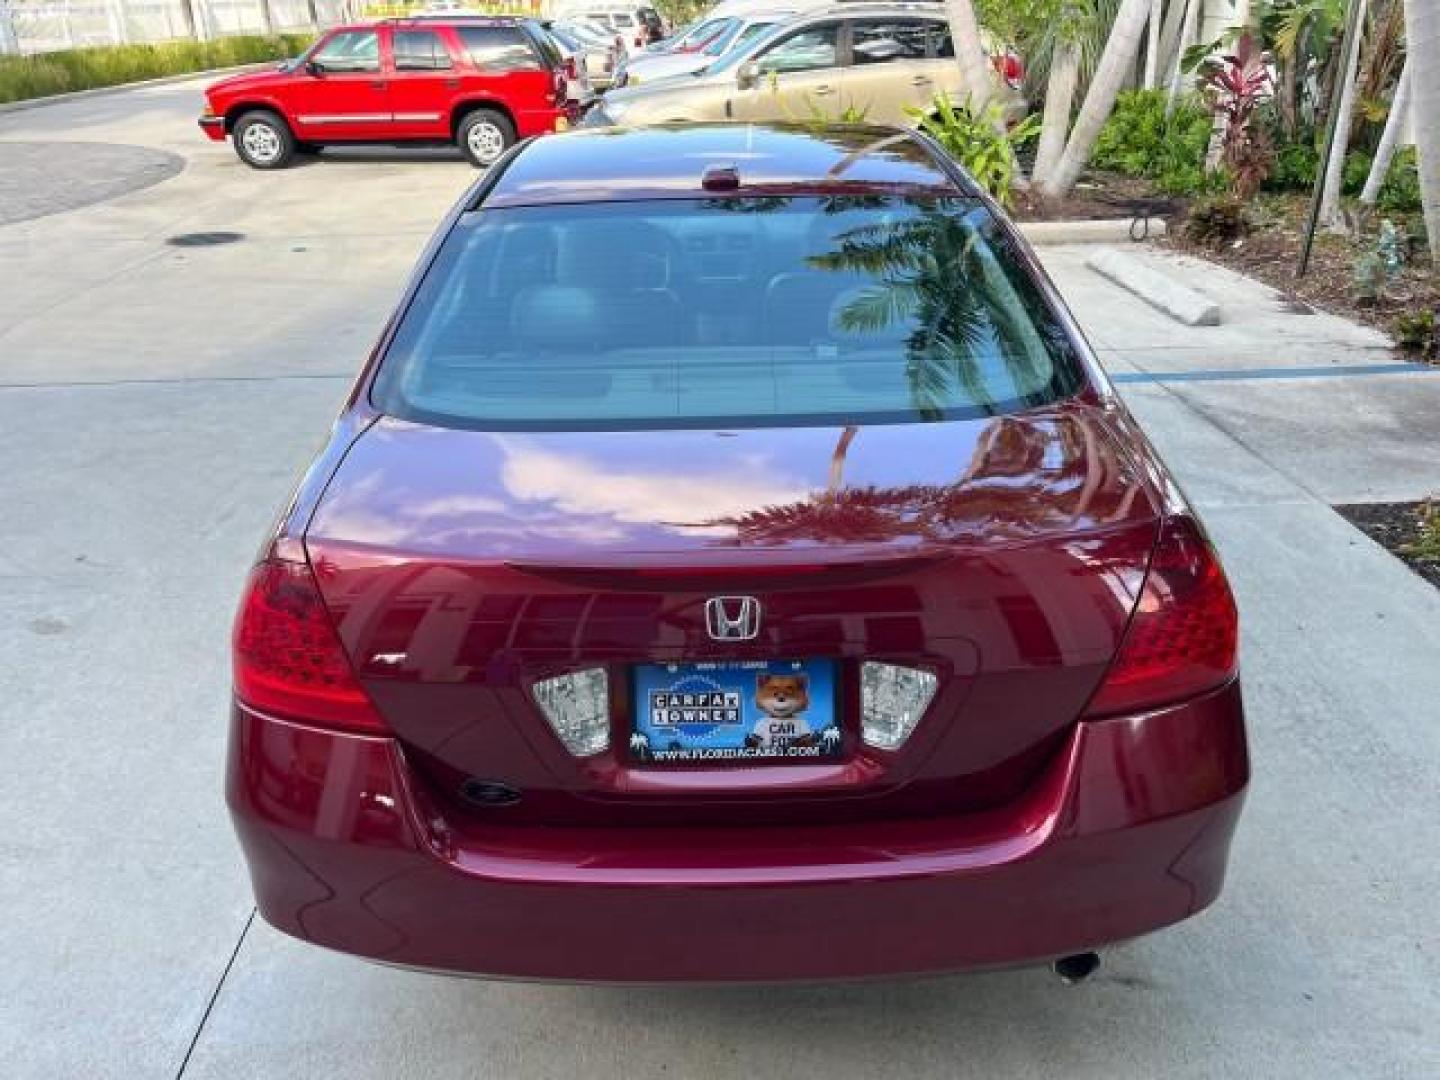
297 146 475 168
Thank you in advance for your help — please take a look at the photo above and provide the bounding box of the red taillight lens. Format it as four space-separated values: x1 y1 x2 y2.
551 69 567 104
233 558 387 734
1084 515 1238 718
565 57 579 80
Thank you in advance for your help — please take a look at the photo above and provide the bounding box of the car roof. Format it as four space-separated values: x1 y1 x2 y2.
478 122 977 208
376 15 530 26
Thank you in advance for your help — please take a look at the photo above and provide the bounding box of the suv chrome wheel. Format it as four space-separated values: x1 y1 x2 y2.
233 111 295 169
465 119 507 165
241 122 282 165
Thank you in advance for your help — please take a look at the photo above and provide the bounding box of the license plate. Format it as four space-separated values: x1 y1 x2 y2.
630 659 840 765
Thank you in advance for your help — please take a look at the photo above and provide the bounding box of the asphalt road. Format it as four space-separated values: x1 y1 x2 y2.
1 77 1438 1080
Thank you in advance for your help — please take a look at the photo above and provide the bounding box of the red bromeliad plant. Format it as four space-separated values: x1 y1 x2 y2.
1199 32 1275 199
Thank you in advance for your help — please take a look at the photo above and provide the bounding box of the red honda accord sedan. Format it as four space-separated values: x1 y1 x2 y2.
229 123 1248 983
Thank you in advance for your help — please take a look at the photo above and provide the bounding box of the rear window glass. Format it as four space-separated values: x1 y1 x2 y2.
457 26 541 71
373 197 1084 431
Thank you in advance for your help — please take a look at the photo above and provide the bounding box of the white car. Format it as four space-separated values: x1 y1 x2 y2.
617 10 794 88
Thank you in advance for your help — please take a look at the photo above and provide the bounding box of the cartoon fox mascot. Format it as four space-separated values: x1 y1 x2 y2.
745 673 816 750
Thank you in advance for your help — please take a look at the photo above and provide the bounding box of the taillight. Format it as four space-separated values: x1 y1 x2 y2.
564 56 578 80
551 69 567 103
233 558 387 734
860 662 938 750
1084 515 1238 718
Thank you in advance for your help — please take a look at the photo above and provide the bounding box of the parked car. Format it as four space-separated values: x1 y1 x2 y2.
538 22 597 107
615 9 794 89
227 120 1248 982
586 3 1026 130
551 18 621 89
198 17 575 169
552 4 663 51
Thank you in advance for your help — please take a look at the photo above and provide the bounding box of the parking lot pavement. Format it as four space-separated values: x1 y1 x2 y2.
3 79 1438 1080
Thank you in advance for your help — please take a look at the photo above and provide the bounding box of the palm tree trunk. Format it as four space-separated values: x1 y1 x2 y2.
1040 0 1153 198
827 427 858 494
1165 0 1199 115
944 0 994 110
1404 0 1440 256
1319 0 1367 230
1361 59 1410 206
1144 0 1163 88
1157 0 1187 76
1033 41 1080 187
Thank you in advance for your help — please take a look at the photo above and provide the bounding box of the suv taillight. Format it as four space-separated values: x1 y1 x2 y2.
233 557 387 734
564 56 579 81
1084 515 1238 718
551 68 567 104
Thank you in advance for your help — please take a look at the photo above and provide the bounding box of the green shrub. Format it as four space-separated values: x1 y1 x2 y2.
1393 308 1437 357
1265 141 1318 191
1092 89 1221 196
1378 147 1422 213
0 34 313 104
1184 196 1252 246
907 95 1040 208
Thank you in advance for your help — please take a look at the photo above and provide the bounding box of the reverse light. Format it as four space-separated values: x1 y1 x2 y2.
533 668 610 756
861 662 938 750
233 559 387 734
1085 515 1239 718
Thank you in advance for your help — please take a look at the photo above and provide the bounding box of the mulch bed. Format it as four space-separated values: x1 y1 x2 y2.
1014 175 1437 359
1012 171 1183 221
1163 194 1438 355
1334 501 1440 591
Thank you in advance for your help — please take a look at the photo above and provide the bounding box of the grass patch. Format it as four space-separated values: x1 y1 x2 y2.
0 34 314 104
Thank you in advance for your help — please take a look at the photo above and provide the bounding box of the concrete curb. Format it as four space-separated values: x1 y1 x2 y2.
0 63 269 116
1018 217 1168 245
1086 246 1222 326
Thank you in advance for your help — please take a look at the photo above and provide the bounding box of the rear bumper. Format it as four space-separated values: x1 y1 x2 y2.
228 683 1248 982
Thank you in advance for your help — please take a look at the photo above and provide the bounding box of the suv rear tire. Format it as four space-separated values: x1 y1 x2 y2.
457 109 515 168
233 110 295 170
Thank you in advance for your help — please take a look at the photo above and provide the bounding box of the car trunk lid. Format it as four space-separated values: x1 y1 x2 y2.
305 402 1161 825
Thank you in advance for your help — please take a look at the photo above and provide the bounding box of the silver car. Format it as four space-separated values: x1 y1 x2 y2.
616 10 795 89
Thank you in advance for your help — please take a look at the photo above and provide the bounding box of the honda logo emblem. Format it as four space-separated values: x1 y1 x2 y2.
705 596 761 641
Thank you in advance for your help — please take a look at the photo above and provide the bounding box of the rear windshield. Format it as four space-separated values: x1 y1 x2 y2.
373 196 1084 431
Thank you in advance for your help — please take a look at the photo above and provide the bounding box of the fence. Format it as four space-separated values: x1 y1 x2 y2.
0 1 357 55
0 0 555 53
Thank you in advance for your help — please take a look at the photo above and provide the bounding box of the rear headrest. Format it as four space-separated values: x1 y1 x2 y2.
555 221 672 289
511 286 601 351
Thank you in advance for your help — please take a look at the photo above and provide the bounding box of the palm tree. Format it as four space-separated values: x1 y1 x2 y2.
1032 2 1091 187
1360 59 1410 206
1144 0 1163 88
1040 0 1153 198
809 211 996 419
1165 0 1200 115
1319 0 1368 230
1404 0 1440 256
945 0 997 109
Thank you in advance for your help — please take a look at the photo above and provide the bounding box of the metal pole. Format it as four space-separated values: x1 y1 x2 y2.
1297 0 1365 279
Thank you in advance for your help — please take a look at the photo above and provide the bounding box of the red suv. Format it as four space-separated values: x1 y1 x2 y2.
199 18 574 169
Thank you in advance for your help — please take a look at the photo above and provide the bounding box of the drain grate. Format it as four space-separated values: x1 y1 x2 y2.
166 231 245 247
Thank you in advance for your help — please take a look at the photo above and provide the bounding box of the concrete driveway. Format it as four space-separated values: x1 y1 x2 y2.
2 77 1438 1080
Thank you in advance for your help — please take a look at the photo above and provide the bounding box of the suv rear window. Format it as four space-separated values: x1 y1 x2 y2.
373 197 1084 431
457 25 542 71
